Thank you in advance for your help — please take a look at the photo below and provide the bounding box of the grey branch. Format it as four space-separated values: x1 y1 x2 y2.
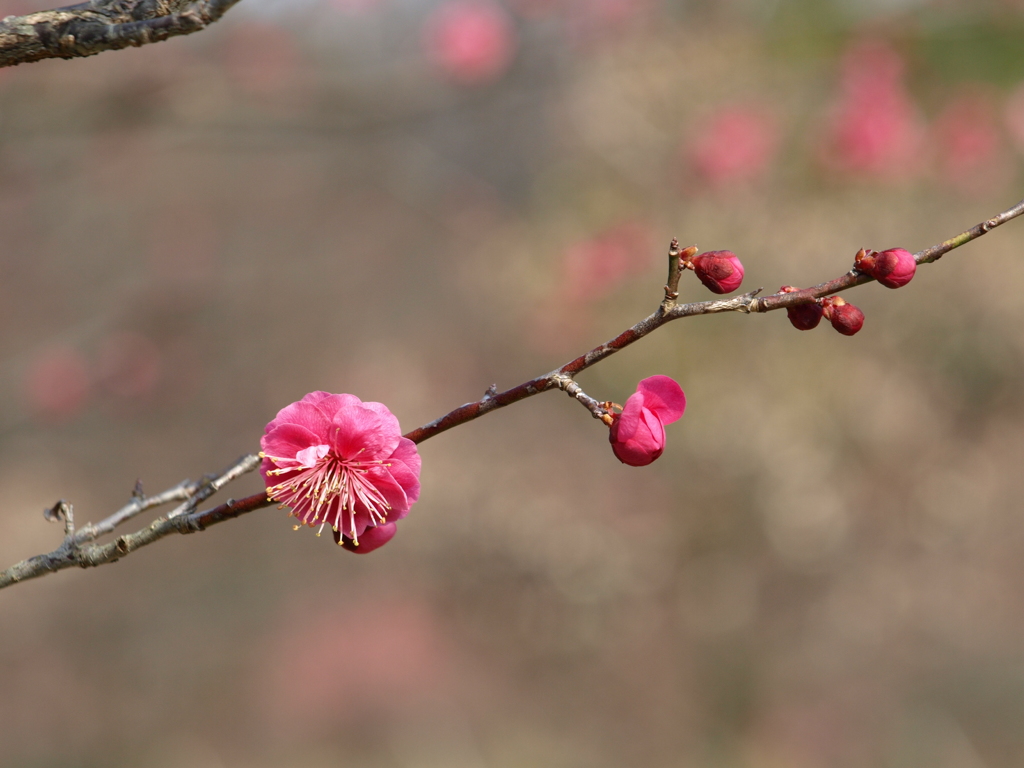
0 0 242 69
0 453 260 589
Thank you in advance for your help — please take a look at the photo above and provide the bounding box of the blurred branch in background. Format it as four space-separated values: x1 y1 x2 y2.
0 0 241 68
2 196 1022 591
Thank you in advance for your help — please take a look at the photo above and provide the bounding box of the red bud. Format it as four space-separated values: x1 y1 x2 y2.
689 250 744 294
821 296 864 336
855 247 916 289
780 285 823 331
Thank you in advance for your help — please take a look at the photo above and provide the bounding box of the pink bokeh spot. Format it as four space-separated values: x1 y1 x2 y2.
561 221 655 304
423 0 518 85
260 391 421 551
818 39 925 181
25 347 91 423
97 331 163 400
609 375 686 467
686 105 780 187
259 597 459 733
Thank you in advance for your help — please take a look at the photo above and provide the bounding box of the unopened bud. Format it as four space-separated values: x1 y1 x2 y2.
821 296 864 336
689 250 744 294
780 285 823 331
854 247 916 289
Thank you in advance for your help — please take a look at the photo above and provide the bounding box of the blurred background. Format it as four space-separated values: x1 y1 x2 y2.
3 0 1024 765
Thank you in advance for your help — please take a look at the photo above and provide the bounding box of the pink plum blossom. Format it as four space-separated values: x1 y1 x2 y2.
689 250 745 294
609 375 686 466
260 391 421 551
854 247 916 289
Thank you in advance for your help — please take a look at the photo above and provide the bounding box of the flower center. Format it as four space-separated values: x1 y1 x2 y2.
261 445 391 545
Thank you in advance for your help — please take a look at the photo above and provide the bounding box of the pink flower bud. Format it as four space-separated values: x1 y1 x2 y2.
689 250 744 294
780 285 823 331
821 296 864 336
854 247 916 288
609 375 686 466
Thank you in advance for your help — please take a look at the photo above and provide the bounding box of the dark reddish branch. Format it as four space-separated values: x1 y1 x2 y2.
0 0 241 69
405 196 1024 443
185 489 274 529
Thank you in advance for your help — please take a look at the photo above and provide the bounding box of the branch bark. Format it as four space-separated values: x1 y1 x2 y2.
0 0 241 69
2 197 1022 590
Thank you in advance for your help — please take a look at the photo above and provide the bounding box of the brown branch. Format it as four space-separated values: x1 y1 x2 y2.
2 197 1023 590
0 0 241 69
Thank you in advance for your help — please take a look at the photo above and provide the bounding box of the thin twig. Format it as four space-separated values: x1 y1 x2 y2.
404 196 1024 441
553 374 614 425
2 198 1023 590
0 454 260 588
77 479 199 542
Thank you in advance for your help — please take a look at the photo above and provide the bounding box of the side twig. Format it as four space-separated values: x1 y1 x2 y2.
0 454 259 588
2 197 1022 590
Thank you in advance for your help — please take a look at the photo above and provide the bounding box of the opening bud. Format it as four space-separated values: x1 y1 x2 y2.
609 375 685 466
780 285 823 331
821 296 864 336
688 250 744 294
854 247 916 289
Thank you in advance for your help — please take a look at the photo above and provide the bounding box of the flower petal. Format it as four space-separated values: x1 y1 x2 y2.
387 438 422 504
295 444 330 468
359 400 403 438
365 465 412 517
611 411 664 466
261 422 323 461
308 393 363 421
335 522 398 554
636 375 686 424
615 389 646 442
329 405 394 459
264 400 333 439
